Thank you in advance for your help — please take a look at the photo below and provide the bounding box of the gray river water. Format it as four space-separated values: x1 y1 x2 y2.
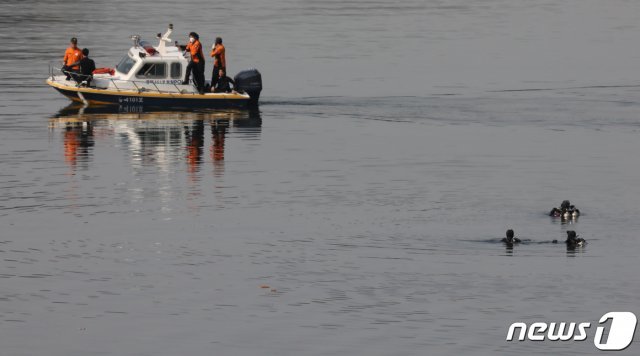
1 0 640 355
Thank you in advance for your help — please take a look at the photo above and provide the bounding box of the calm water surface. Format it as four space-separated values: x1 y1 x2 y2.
1 1 640 355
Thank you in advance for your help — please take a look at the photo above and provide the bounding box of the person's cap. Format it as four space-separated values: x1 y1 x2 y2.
70 37 78 44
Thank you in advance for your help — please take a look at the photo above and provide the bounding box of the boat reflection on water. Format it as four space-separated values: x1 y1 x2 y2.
49 103 262 183
60 118 95 170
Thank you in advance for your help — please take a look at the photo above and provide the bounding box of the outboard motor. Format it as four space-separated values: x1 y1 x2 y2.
234 69 262 106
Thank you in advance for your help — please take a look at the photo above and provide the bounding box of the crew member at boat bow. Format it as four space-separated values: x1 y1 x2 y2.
62 37 83 80
75 48 96 86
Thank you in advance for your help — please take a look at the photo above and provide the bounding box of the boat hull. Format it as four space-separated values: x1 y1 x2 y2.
47 79 254 109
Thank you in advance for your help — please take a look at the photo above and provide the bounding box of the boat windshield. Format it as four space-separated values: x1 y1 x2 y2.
116 55 136 74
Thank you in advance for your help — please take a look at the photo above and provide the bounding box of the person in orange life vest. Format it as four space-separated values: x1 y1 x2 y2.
62 37 83 80
210 37 226 89
180 32 205 94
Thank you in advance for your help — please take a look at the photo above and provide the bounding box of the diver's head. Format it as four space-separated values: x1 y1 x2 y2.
506 229 514 241
566 230 577 242
561 200 571 210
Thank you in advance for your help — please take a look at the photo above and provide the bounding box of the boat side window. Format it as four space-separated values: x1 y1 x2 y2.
170 63 181 79
136 63 167 79
116 55 136 75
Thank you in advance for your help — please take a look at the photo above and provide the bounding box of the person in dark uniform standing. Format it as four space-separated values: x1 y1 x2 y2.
210 37 226 90
181 32 205 94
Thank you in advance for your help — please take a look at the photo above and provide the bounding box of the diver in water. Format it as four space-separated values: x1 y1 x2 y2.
566 204 580 219
549 200 580 218
565 230 586 247
501 229 521 245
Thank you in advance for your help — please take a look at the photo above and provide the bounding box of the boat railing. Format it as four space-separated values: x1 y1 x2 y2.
48 62 199 95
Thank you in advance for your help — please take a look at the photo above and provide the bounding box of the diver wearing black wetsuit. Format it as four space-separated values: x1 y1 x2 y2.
549 200 581 218
565 230 586 247
501 229 521 244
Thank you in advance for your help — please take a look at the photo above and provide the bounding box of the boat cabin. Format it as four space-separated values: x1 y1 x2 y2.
114 29 189 85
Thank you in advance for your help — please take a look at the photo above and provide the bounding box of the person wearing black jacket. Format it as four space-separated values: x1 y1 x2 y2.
75 48 95 86
213 69 234 93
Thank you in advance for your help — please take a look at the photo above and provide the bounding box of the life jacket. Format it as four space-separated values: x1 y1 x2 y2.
93 68 115 75
63 47 83 69
186 40 204 64
210 44 226 68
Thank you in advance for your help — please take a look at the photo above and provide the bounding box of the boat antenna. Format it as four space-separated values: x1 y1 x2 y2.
157 24 173 55
130 35 141 48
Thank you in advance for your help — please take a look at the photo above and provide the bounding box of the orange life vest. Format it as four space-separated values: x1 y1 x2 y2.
186 40 204 63
210 44 226 68
63 47 83 69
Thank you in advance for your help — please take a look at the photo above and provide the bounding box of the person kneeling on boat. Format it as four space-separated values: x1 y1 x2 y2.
212 69 235 93
181 32 206 94
62 37 83 80
73 48 96 86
